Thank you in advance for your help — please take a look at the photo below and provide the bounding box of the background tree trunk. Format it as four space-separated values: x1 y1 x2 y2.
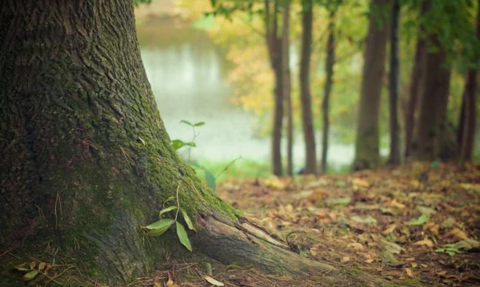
412 36 451 161
0 0 339 284
353 0 388 170
458 1 479 162
299 0 317 174
405 39 426 159
387 0 401 165
282 2 293 176
321 9 336 174
265 0 284 176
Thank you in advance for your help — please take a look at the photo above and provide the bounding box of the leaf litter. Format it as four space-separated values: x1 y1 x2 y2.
133 162 479 287
215 162 480 286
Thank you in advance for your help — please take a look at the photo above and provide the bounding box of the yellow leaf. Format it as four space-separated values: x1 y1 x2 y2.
166 273 174 286
413 238 434 247
405 268 414 278
347 242 365 251
382 223 397 235
389 199 406 209
447 228 467 240
204 275 225 286
38 262 45 271
352 178 370 188
341 256 351 263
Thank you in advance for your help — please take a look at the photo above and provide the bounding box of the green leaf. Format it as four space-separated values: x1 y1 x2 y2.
180 208 197 231
180 120 193 126
23 270 39 281
194 121 205 127
145 219 174 236
326 197 351 206
406 214 428 226
204 169 216 190
164 196 176 204
14 264 29 272
159 206 177 218
176 222 192 251
171 139 187 151
351 215 377 225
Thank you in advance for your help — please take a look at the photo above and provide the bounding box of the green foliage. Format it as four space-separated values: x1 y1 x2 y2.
142 184 196 251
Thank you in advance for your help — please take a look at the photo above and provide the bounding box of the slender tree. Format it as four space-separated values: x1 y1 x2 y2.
282 1 293 176
458 1 479 162
321 8 337 173
264 0 284 176
353 0 389 170
0 0 338 284
388 0 401 165
299 0 317 174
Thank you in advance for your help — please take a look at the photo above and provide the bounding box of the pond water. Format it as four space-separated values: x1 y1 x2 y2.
137 20 355 169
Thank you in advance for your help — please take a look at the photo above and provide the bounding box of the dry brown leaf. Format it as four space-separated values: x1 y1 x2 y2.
204 275 225 286
389 199 406 209
446 228 467 240
352 178 370 188
382 223 397 235
341 256 351 263
405 268 414 278
166 273 175 286
347 242 365 251
413 238 434 247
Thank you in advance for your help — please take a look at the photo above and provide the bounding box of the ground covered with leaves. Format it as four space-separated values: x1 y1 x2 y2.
130 162 480 287
214 162 480 286
7 163 478 287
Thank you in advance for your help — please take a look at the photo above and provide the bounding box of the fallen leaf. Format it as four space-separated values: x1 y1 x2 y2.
446 228 467 240
351 215 377 225
204 275 225 286
341 256 351 263
382 223 397 235
413 238 434 247
406 214 428 226
389 199 406 209
352 178 370 188
405 268 414 278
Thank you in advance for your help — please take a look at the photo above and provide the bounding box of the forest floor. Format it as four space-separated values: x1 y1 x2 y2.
135 162 480 287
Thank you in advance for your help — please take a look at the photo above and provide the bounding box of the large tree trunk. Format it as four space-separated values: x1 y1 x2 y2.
387 0 401 165
404 39 426 159
320 9 336 174
299 0 317 174
458 1 479 162
282 2 293 176
411 36 452 161
265 0 284 176
0 0 340 284
353 0 388 171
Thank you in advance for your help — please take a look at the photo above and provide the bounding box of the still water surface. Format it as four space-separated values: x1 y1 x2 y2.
137 21 354 168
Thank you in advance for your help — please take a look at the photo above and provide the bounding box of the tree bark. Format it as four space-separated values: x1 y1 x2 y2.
321 9 336 174
299 0 317 174
353 0 389 171
458 1 479 162
265 0 284 176
411 35 452 161
404 39 426 159
0 0 340 284
282 2 293 176
387 0 401 165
